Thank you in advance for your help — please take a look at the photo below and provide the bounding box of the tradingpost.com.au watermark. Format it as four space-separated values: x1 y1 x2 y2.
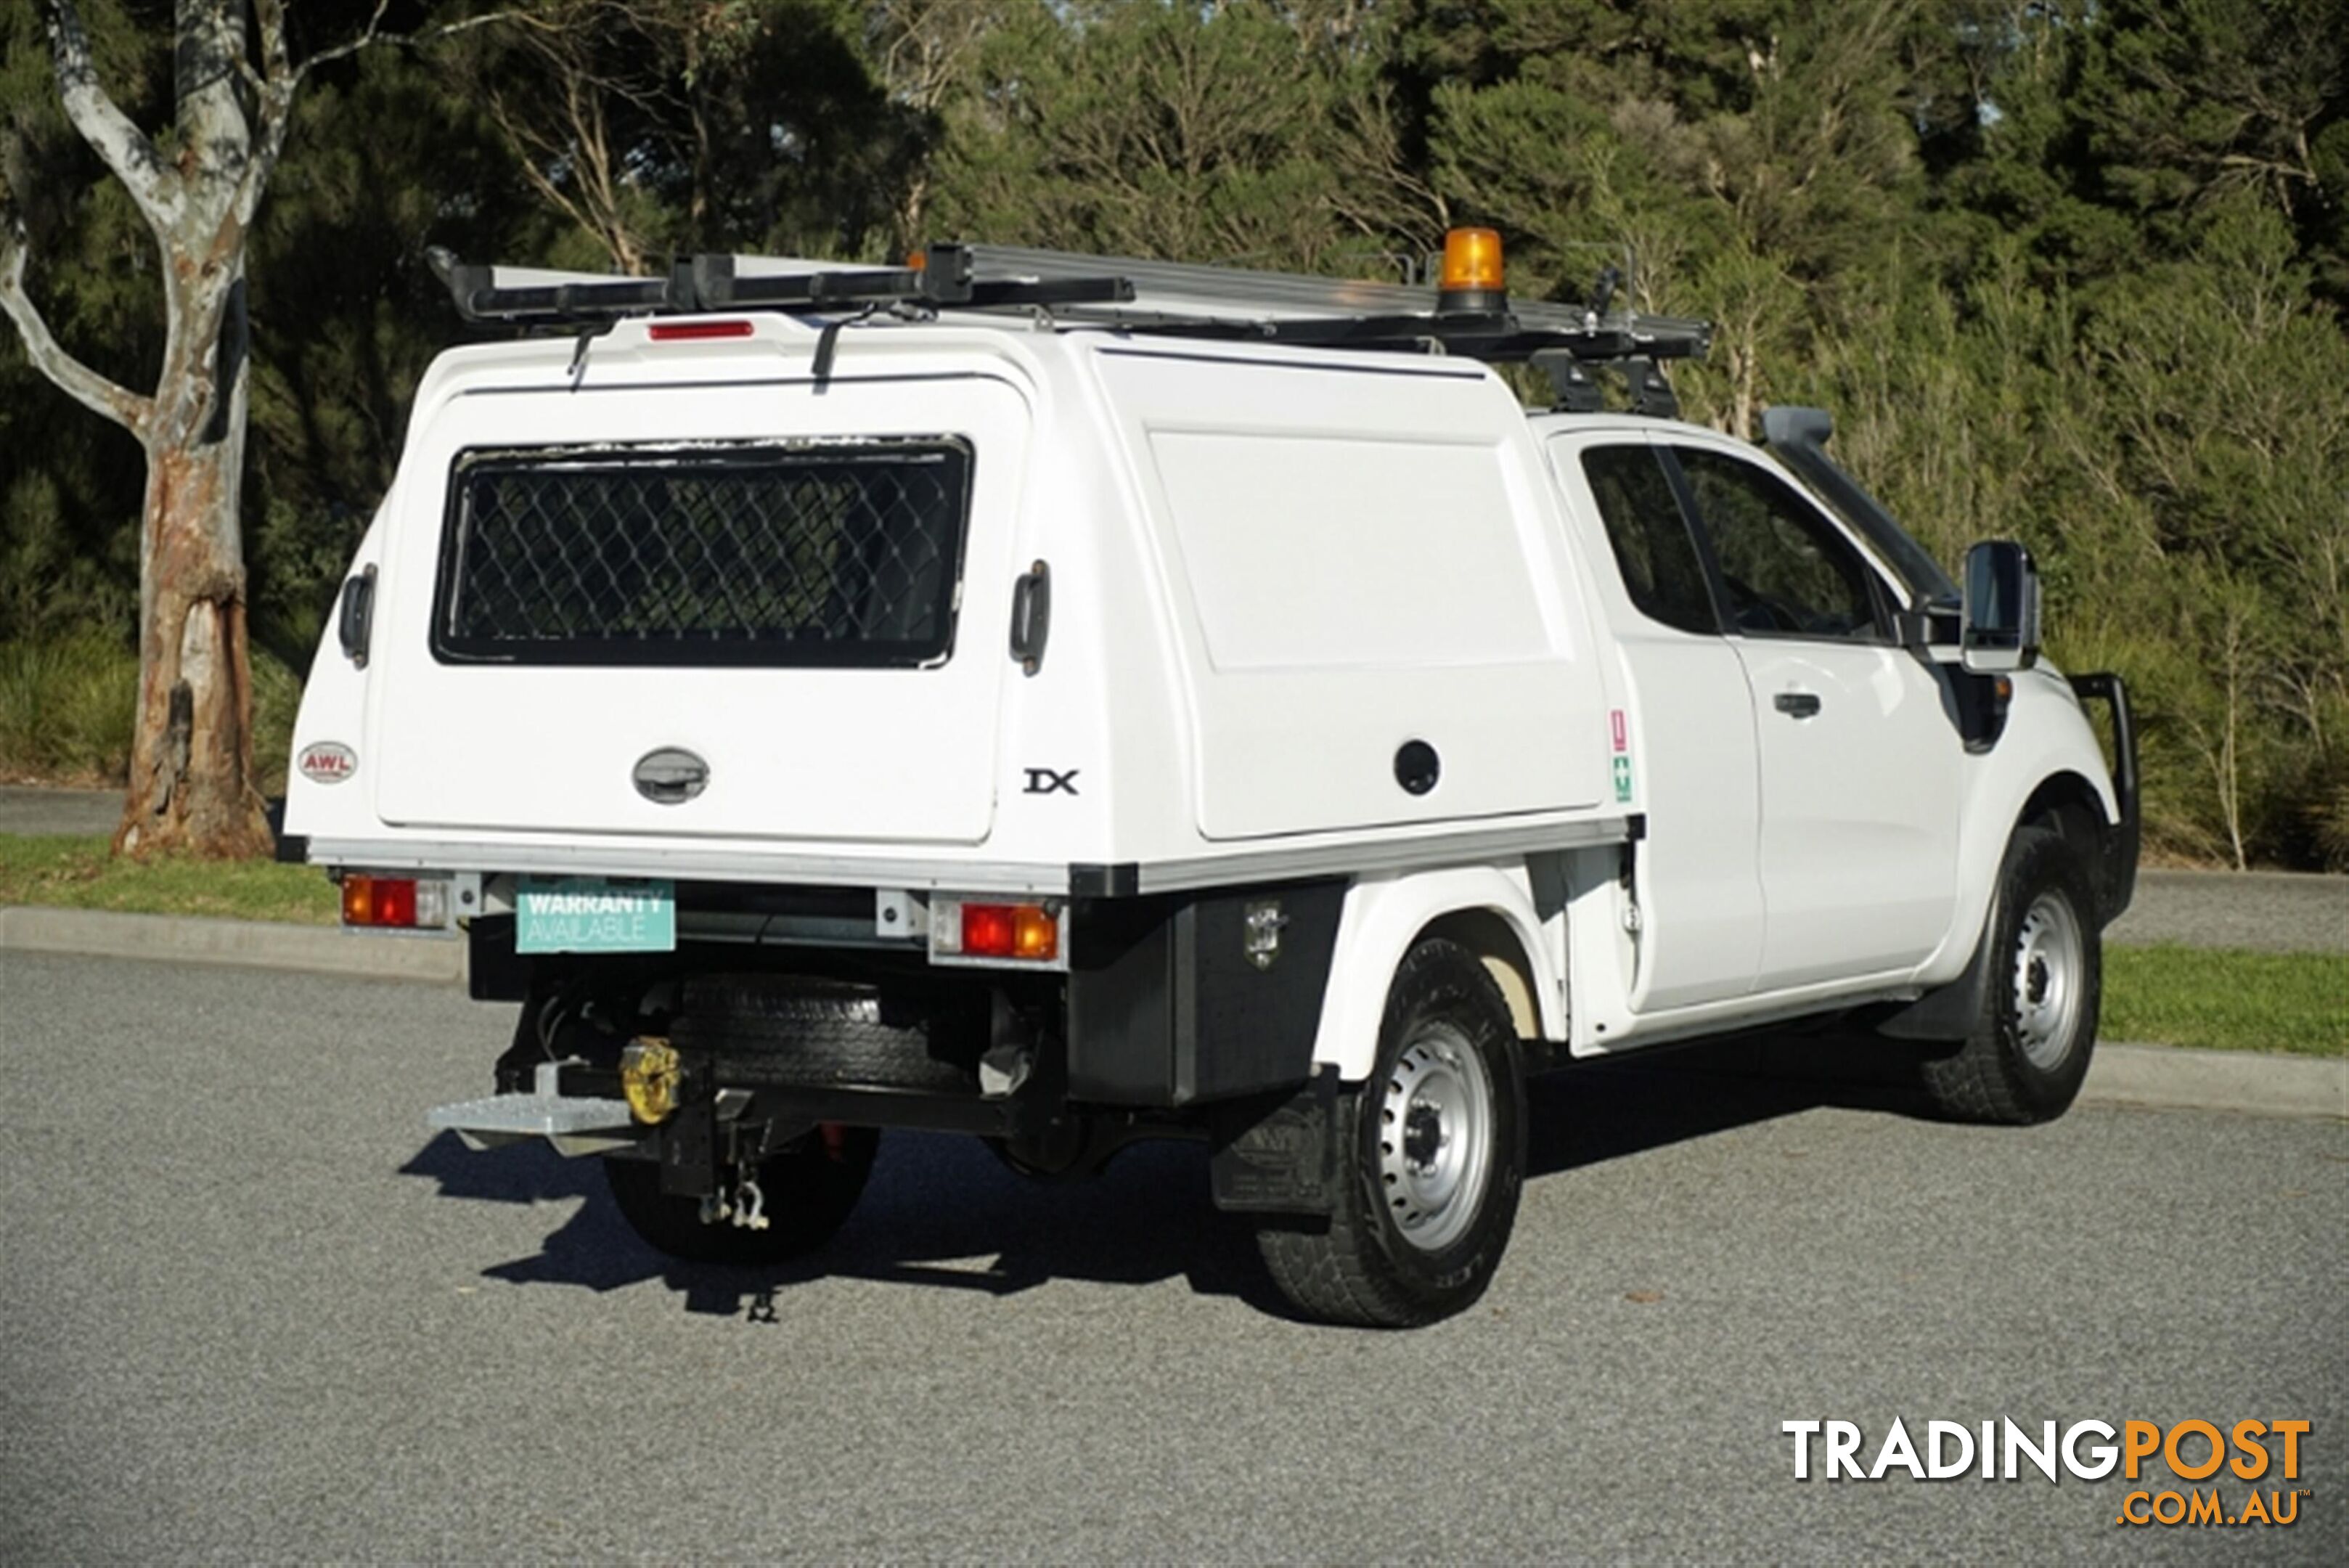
1780 1418 2313 1528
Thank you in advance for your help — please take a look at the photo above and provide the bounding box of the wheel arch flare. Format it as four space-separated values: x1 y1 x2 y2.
1308 865 1564 1082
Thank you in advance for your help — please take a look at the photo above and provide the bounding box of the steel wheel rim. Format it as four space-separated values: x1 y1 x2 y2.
1376 1021 1494 1252
2012 890 2085 1070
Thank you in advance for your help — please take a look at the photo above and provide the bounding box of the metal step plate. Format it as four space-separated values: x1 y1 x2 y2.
426 1091 638 1155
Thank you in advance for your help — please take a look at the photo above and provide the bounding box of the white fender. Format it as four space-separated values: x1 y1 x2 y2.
1923 669 2125 981
1309 864 1565 1082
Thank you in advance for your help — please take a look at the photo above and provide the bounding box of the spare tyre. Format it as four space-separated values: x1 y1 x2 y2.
671 974 981 1093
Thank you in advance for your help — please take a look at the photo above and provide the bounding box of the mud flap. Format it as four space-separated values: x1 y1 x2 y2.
1876 926 1991 1042
1208 1067 1344 1217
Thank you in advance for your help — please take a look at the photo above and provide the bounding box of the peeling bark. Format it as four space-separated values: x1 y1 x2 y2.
99 169 274 859
115 360 250 855
115 412 270 860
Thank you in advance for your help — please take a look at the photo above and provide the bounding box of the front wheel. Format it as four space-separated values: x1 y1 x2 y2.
605 1124 879 1265
1256 938 1527 1328
1919 827 2101 1124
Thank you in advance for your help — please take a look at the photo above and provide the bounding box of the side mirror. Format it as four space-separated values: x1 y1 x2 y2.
1961 540 2040 672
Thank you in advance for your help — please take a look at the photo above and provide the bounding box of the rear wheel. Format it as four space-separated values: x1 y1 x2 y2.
1919 827 2101 1124
1256 938 1526 1328
605 1124 878 1265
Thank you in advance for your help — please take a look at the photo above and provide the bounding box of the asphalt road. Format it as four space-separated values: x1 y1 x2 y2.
2 951 2341 1563
0 785 120 836
2108 870 2348 954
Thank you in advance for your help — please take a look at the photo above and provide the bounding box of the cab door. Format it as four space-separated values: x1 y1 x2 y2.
1663 442 1961 987
1548 434 1765 1008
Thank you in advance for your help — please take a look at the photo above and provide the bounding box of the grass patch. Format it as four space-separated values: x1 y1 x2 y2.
2104 944 2348 1058
0 834 336 924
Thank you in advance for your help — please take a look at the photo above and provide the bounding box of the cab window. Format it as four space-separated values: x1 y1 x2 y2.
1579 445 1718 635
1670 447 1884 641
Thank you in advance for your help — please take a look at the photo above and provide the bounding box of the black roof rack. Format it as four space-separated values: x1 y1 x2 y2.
425 241 1712 401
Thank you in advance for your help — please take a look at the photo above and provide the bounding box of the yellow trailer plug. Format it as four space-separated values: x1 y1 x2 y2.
618 1038 682 1124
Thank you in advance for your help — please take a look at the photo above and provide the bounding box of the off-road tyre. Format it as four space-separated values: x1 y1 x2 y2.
604 1124 880 1265
1256 938 1527 1328
1918 827 2101 1124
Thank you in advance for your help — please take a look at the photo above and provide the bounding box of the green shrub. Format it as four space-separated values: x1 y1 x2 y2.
0 637 138 783
252 642 305 796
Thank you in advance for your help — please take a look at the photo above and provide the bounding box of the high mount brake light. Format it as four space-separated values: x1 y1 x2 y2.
341 874 450 930
647 319 753 342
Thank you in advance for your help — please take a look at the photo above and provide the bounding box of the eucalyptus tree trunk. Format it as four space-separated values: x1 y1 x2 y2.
134 256 266 858
0 1 364 857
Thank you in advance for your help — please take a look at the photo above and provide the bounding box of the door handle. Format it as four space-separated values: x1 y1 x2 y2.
1010 559 1050 675
1774 691 1823 719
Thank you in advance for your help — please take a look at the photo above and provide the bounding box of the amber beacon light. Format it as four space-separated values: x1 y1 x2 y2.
1437 227 1507 314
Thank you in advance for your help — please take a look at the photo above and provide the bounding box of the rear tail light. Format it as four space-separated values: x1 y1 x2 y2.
341 875 450 930
930 898 1062 965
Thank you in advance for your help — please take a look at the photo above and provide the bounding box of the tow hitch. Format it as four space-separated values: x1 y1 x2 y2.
426 1055 787 1230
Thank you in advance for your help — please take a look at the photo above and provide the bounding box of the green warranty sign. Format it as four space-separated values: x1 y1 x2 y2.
515 876 677 954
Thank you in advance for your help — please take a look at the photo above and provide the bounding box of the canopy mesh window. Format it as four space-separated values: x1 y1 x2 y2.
433 440 973 666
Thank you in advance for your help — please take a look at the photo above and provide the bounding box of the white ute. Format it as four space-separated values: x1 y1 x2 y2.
284 235 2138 1326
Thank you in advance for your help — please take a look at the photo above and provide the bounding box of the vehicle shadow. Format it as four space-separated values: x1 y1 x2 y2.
396 1030 1941 1320
399 1127 1287 1317
1529 1030 1937 1175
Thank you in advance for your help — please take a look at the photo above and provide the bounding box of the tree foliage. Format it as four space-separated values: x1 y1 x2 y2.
3 0 2345 865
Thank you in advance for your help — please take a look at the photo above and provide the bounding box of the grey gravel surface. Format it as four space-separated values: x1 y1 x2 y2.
3 951 2341 1564
0 783 120 836
2109 869 2349 953
0 905 465 982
